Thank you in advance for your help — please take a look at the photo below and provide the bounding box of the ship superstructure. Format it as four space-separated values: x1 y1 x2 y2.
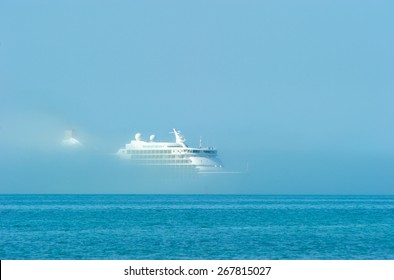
117 129 222 173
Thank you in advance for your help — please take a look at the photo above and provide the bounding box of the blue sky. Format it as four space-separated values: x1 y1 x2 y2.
1 1 393 194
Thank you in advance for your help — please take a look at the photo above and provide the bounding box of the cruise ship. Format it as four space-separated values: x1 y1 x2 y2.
117 129 223 173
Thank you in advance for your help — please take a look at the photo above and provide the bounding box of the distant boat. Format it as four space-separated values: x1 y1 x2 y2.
62 129 81 146
117 128 223 173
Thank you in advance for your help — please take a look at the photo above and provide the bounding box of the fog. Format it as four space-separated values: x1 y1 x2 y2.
1 1 394 194
1 115 392 194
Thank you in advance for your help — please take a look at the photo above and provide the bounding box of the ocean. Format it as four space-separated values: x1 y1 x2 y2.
0 195 393 259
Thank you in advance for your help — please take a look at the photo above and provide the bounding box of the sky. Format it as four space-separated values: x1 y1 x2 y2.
0 0 393 194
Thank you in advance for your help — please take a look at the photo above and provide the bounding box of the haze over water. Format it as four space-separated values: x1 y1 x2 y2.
1 2 394 264
1 1 393 194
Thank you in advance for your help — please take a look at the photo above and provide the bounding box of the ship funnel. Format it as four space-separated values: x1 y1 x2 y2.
135 133 142 141
173 128 186 144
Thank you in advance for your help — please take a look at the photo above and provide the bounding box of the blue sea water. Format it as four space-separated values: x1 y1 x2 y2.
0 195 393 259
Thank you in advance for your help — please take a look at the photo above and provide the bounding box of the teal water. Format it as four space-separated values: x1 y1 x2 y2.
0 195 393 259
